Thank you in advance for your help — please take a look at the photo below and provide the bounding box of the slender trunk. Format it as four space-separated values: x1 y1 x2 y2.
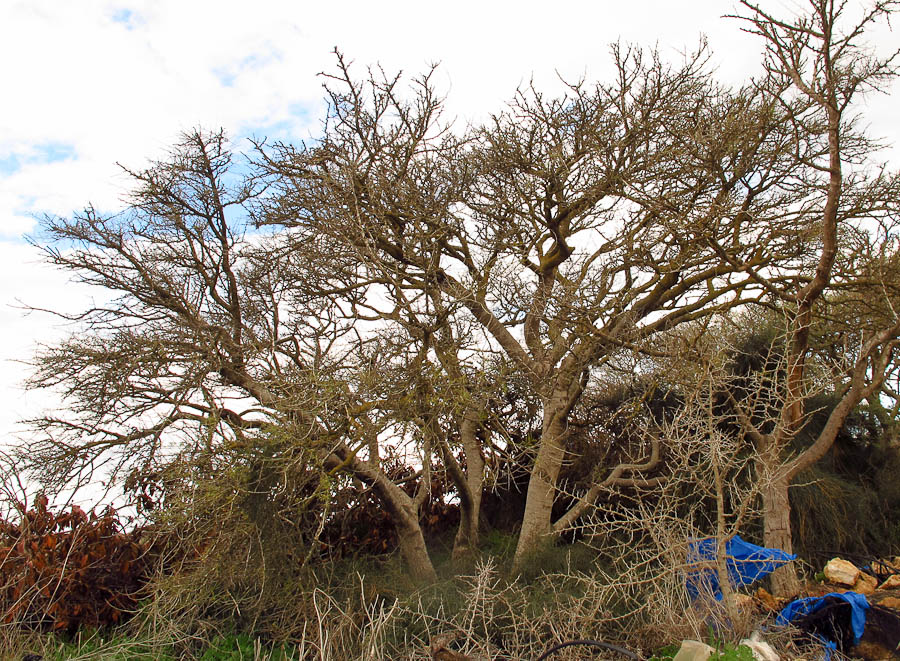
712 451 740 625
450 410 485 564
453 500 480 563
450 470 483 564
763 106 842 600
512 391 569 572
761 475 801 597
326 447 437 582
395 509 438 583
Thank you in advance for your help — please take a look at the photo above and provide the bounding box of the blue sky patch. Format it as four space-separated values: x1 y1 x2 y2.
110 8 138 29
0 142 77 177
244 101 322 143
0 154 20 177
33 143 77 163
213 67 237 88
213 51 283 89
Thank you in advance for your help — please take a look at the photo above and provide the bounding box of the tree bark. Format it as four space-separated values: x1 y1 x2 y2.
327 446 438 582
450 410 485 564
452 502 480 563
395 510 439 583
761 474 801 597
512 391 570 572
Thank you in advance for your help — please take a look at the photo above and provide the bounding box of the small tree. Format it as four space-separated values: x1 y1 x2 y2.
17 131 443 580
728 0 900 595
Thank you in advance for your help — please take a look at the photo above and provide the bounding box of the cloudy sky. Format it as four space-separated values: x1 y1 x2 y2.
1 0 898 466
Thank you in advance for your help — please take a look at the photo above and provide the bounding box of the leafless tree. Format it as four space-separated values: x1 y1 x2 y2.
15 1 900 587
16 130 447 581
258 44 833 572
727 0 900 595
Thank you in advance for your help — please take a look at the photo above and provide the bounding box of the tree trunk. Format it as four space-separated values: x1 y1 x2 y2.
452 500 481 564
761 475 801 597
512 392 569 573
442 409 485 564
396 511 438 583
450 424 484 564
327 447 438 582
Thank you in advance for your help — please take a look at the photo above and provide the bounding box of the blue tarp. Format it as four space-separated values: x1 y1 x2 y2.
777 591 870 646
685 535 797 600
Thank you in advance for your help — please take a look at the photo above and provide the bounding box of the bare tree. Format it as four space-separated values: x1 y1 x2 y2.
17 1 900 588
259 46 828 572
17 130 444 581
727 0 900 595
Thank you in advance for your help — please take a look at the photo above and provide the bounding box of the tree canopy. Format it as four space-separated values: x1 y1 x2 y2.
10 0 900 587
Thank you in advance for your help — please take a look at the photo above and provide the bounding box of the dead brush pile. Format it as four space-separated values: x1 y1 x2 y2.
0 495 151 634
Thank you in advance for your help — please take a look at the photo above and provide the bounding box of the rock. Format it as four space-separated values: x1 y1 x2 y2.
855 572 879 595
739 631 780 661
824 557 860 587
878 574 900 590
672 640 715 661
878 596 900 609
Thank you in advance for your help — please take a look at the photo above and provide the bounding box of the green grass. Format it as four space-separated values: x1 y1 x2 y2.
199 634 298 661
647 643 680 659
711 645 756 661
49 631 175 661
649 642 756 661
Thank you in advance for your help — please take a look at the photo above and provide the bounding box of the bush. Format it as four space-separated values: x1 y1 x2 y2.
0 495 150 633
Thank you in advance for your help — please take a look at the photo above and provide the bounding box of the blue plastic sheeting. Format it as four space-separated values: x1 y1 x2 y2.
685 535 797 600
776 592 870 646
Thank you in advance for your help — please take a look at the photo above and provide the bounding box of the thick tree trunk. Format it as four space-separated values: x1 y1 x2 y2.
512 392 569 573
379 486 437 582
761 475 801 597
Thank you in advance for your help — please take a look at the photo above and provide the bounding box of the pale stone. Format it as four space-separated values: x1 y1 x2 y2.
854 572 878 595
672 640 715 661
823 557 860 586
878 574 900 590
878 596 900 609
739 637 780 661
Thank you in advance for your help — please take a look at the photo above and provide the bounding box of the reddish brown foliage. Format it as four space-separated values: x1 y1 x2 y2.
0 495 151 633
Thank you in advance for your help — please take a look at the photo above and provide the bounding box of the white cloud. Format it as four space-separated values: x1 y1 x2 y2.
0 0 778 234
0 241 92 445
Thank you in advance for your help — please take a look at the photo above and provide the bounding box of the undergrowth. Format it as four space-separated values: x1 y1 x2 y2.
1 545 780 660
